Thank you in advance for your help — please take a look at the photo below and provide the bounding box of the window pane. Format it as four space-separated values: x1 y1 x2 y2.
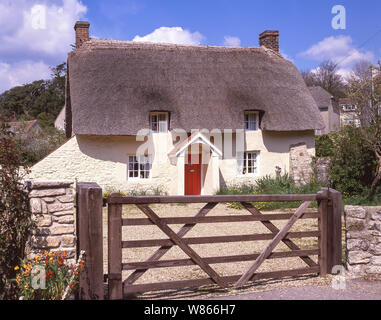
151 113 168 133
128 154 152 179
151 115 158 132
244 113 258 131
158 121 167 132
243 153 247 174
240 152 258 175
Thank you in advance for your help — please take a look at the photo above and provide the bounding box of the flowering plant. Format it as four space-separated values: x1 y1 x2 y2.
14 250 84 300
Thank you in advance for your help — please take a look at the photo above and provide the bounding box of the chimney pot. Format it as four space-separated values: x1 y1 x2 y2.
74 21 90 48
259 30 279 52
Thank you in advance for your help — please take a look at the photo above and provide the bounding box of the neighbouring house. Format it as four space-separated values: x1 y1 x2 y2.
308 86 340 135
27 22 324 195
339 98 360 128
54 106 66 131
8 120 42 139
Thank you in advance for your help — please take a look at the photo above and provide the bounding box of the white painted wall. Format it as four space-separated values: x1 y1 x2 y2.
28 130 316 195
219 130 315 187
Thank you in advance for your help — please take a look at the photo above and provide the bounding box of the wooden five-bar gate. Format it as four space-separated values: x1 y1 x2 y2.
76 183 342 300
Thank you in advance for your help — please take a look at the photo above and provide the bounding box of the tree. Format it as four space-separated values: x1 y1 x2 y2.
16 126 67 166
347 60 381 196
0 62 66 124
352 60 373 80
301 60 346 98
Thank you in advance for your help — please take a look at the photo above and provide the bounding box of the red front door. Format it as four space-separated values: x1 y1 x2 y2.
185 153 201 195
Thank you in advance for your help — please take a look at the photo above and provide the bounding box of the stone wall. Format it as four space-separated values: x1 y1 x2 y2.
289 143 314 185
26 180 76 265
345 206 381 279
315 157 330 183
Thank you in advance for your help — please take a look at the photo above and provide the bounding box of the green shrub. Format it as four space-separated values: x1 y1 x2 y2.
342 186 381 206
328 125 377 194
255 173 295 194
315 134 334 157
217 173 323 210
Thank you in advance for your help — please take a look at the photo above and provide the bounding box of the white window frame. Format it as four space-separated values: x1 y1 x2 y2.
343 104 356 111
127 155 152 180
244 111 259 131
150 112 169 133
344 119 355 125
237 151 259 176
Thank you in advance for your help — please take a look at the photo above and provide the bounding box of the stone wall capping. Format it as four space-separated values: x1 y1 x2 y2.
27 180 73 190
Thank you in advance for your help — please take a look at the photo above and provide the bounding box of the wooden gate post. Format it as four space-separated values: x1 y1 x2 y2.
108 193 123 300
317 189 328 276
77 182 104 300
325 188 343 273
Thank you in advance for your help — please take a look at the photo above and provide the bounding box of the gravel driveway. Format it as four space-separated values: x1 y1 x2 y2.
102 202 343 299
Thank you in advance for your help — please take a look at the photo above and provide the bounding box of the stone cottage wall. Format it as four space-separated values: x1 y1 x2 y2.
289 143 314 185
345 206 381 279
27 135 175 195
26 180 77 266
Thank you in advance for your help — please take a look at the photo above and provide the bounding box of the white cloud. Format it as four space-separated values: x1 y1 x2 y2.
223 36 241 47
300 35 374 68
133 27 205 45
0 0 87 59
0 60 51 92
336 68 352 82
0 0 87 93
280 50 294 63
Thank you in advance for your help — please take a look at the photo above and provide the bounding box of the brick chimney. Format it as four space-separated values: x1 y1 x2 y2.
259 30 279 52
74 21 90 48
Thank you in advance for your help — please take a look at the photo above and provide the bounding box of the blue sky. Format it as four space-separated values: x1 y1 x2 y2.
0 0 380 93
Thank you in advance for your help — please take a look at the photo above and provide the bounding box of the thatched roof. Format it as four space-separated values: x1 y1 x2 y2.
67 39 324 135
308 86 333 109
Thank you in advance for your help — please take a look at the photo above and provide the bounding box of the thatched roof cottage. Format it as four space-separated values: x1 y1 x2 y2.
29 21 324 195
